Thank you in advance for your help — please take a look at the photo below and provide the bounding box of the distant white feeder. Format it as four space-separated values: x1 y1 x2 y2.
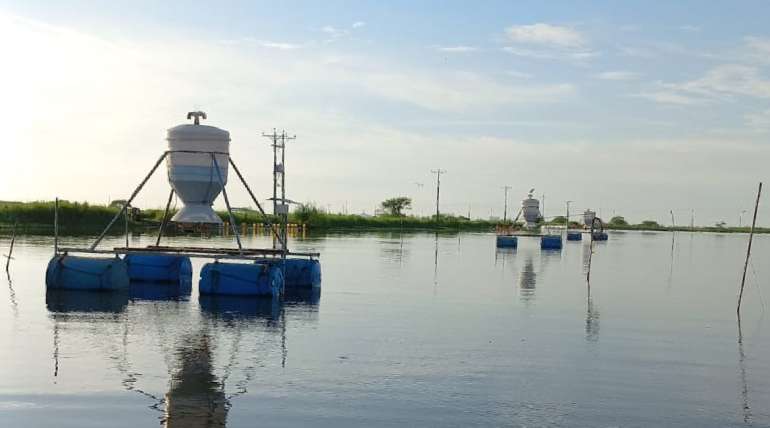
166 112 230 224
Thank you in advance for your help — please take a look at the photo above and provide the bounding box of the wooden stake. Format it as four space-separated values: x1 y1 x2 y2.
5 221 17 271
738 182 762 316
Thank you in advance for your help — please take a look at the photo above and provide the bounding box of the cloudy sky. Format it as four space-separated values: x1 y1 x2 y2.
1 0 769 225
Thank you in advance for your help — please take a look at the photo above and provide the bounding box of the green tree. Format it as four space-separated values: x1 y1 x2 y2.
609 216 628 226
381 197 412 216
549 216 567 225
639 220 660 228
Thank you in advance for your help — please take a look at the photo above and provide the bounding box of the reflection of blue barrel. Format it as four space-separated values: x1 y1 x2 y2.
567 232 582 241
257 259 321 288
199 262 284 297
46 289 128 313
46 255 130 290
124 254 192 286
496 236 518 248
592 232 609 241
199 295 282 321
540 235 563 250
129 281 191 300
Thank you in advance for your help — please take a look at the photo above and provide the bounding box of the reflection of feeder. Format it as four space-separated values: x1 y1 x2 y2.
519 254 536 301
164 333 228 428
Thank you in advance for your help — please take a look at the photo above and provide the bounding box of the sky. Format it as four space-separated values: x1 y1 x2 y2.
0 0 769 225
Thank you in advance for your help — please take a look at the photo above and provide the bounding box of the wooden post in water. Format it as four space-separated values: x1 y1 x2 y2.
54 198 59 256
5 221 17 272
738 182 762 316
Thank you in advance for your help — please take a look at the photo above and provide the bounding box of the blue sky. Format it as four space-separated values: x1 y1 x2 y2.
0 1 769 224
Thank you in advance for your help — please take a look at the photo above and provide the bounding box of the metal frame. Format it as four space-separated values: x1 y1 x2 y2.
61 149 315 262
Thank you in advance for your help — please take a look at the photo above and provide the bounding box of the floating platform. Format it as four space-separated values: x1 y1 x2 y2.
496 235 518 248
592 232 609 241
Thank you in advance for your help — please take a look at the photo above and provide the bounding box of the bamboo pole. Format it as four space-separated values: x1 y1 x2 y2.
54 198 59 256
738 182 762 316
5 221 17 271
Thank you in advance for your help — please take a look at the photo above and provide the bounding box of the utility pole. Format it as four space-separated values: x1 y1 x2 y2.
262 129 296 251
740 210 747 227
690 209 695 231
566 200 573 229
431 169 446 220
414 182 424 216
501 185 512 222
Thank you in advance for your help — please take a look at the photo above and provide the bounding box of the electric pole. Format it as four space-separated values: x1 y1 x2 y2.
501 185 512 222
431 169 446 220
566 200 573 229
262 129 296 251
414 182 424 216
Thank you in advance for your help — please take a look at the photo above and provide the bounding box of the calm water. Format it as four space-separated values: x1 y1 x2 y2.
0 231 768 427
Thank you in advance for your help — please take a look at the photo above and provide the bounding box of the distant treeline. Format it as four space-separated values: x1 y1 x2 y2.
1 200 767 235
0 200 497 233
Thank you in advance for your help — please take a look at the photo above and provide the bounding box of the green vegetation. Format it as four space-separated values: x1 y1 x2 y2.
380 197 412 217
609 216 628 226
1 201 769 235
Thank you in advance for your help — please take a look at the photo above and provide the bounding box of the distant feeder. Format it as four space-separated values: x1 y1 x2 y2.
496 236 518 248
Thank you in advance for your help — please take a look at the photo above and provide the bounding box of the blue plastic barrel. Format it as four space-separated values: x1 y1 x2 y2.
496 236 518 248
540 235 563 250
592 232 609 241
567 232 583 241
125 254 192 286
257 258 321 288
46 255 130 291
199 262 284 297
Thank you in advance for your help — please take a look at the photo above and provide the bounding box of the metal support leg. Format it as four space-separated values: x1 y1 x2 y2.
155 189 175 246
229 157 286 249
212 154 242 254
91 152 168 250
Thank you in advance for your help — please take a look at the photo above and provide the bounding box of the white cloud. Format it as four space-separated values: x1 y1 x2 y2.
257 40 303 50
436 45 477 53
595 71 640 81
635 64 770 105
679 25 701 32
505 23 585 47
502 46 598 61
502 23 595 62
746 109 770 130
362 71 575 112
631 91 704 105
352 21 366 29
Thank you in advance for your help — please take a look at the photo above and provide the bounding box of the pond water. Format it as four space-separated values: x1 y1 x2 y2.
0 231 768 427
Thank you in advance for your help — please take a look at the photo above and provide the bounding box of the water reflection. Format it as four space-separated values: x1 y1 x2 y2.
5 270 18 318
45 286 320 427
737 317 752 424
164 332 228 428
519 253 536 302
585 289 600 343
